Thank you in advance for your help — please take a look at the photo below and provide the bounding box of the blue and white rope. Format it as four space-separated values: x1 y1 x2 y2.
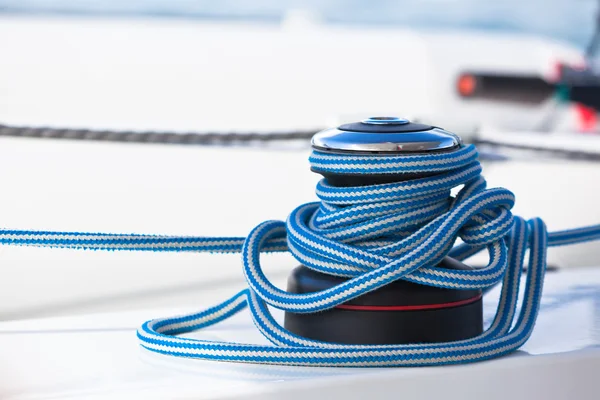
1 143 600 367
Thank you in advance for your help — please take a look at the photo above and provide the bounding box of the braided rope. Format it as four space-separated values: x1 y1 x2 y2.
1 144 599 367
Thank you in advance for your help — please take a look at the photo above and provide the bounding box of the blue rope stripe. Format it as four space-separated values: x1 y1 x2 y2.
1 146 599 367
0 232 288 253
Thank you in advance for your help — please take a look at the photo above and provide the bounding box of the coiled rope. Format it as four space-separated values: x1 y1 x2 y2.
1 144 600 367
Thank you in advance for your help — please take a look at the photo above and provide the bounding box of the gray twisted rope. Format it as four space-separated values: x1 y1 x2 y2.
0 123 318 146
1 123 599 162
473 138 600 162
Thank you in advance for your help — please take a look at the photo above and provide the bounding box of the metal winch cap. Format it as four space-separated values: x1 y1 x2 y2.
311 117 462 154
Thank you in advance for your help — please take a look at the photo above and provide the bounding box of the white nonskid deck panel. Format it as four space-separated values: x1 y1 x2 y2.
1 268 599 400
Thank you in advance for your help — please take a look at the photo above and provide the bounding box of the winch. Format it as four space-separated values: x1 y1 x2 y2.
285 117 483 344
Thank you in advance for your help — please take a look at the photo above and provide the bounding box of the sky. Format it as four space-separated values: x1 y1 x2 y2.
0 0 597 48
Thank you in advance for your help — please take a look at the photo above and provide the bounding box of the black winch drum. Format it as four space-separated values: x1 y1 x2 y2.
283 117 483 345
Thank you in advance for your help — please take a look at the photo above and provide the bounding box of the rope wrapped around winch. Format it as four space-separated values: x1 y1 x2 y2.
1 144 599 366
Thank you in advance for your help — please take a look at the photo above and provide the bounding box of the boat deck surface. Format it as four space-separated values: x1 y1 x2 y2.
1 267 599 400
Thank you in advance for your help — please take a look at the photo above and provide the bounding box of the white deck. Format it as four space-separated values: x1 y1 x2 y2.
1 267 599 400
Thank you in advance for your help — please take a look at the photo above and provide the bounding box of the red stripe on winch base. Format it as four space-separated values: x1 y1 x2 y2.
336 294 482 312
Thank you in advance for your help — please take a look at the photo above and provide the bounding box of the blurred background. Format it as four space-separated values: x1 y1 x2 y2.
0 0 599 320
1 0 600 131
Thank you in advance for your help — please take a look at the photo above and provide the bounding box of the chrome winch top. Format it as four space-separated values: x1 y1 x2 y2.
311 116 462 154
